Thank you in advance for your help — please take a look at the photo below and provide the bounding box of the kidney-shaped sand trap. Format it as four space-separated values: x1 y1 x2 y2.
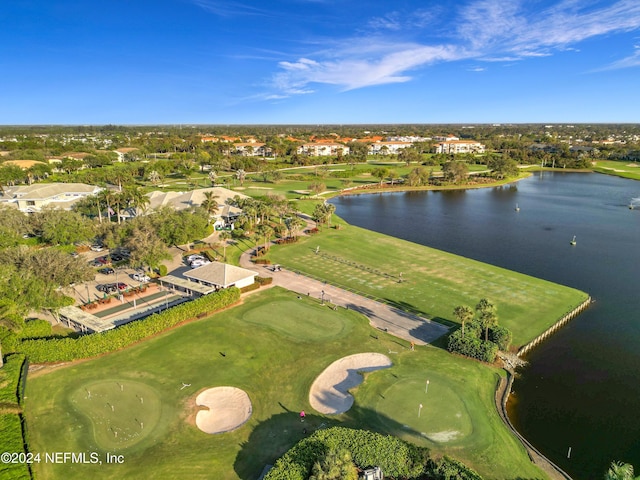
309 353 392 414
195 387 252 434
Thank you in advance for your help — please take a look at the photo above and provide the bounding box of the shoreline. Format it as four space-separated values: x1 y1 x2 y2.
323 171 532 199
313 173 592 479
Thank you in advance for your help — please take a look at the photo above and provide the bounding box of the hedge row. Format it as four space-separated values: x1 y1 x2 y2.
255 276 273 286
0 355 26 407
13 288 240 363
0 415 30 480
0 319 53 352
240 282 261 293
264 427 429 480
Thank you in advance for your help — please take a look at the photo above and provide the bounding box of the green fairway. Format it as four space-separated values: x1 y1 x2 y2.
268 223 588 347
24 287 546 479
592 159 640 181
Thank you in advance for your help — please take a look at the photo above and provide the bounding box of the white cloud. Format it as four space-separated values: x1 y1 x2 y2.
268 0 640 97
273 44 463 93
189 0 268 17
597 46 640 70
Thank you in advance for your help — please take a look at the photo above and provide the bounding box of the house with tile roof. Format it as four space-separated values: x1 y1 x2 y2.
142 187 248 229
0 182 102 213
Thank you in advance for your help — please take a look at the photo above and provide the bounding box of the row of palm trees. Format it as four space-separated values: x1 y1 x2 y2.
76 186 150 224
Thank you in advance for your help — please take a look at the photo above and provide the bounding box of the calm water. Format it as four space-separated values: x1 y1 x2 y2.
331 172 640 479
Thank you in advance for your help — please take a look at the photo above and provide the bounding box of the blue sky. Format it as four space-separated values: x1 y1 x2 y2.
2 0 640 124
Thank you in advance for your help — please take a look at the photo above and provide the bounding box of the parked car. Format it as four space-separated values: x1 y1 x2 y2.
132 273 150 282
187 254 205 263
90 245 104 252
90 260 103 267
115 282 128 290
110 254 124 262
98 267 115 275
190 259 211 269
96 283 117 293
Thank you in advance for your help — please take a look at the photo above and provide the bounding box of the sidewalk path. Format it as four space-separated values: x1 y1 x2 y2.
239 250 449 345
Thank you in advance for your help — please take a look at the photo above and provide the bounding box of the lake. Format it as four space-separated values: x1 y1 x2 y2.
331 172 640 479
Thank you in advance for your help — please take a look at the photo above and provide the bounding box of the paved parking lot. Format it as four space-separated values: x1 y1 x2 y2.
68 249 158 304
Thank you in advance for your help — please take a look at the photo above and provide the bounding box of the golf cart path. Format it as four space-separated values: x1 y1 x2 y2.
239 249 449 345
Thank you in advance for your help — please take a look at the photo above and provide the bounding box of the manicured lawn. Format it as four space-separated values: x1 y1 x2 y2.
355 348 540 476
24 288 546 479
592 160 640 181
267 224 588 347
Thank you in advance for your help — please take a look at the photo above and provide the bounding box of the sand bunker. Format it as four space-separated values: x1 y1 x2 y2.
195 387 252 434
309 353 392 414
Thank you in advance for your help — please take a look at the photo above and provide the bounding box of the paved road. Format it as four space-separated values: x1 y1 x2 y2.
239 251 449 345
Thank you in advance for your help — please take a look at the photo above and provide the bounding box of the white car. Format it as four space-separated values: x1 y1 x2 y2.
90 245 104 252
132 273 150 282
187 254 205 263
190 259 211 269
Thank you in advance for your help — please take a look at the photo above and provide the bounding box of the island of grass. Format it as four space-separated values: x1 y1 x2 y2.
267 222 589 348
25 288 545 479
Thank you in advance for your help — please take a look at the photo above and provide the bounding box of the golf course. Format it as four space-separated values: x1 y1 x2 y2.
268 221 589 348
25 287 545 479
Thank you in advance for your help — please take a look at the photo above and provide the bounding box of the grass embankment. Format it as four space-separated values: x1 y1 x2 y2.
592 159 640 181
25 288 544 480
268 223 588 348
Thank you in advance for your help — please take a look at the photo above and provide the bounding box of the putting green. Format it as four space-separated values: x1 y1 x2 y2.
242 299 348 341
70 380 162 450
376 377 472 445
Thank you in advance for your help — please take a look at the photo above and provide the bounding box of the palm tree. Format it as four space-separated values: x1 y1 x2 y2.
124 186 149 217
476 298 497 342
101 189 117 223
324 203 336 227
605 461 640 480
236 169 246 186
453 305 474 338
148 170 161 186
286 216 305 238
257 223 274 252
218 231 231 261
309 448 358 480
201 191 219 222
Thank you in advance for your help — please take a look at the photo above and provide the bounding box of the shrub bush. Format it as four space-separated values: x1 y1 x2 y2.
253 258 272 265
265 427 429 480
255 276 273 286
489 325 512 351
12 288 240 363
240 282 260 293
447 330 498 363
426 456 484 480
157 264 168 277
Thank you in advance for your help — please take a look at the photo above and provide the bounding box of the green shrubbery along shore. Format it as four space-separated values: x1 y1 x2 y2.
10 288 240 363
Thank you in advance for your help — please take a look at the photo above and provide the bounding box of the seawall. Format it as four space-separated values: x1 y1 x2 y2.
517 296 592 357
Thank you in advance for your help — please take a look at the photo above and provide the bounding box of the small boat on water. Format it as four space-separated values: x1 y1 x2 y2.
515 203 520 212
570 235 577 246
